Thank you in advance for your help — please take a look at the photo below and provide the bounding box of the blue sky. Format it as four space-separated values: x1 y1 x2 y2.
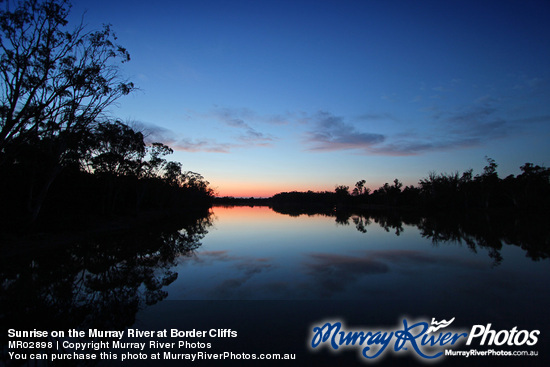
70 0 550 197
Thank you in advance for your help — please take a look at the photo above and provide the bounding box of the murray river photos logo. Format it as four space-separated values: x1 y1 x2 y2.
309 317 540 362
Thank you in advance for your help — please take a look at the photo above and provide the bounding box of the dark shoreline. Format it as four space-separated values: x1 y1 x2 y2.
3 200 549 264
1 207 212 257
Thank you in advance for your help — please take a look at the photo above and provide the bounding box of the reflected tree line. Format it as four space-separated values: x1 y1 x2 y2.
0 0 213 232
271 206 550 266
269 158 550 264
0 211 212 365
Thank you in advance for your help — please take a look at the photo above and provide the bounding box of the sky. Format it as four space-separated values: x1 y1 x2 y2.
69 0 550 197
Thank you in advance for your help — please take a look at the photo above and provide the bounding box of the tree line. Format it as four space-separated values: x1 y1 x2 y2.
0 118 214 231
271 157 550 213
0 0 213 232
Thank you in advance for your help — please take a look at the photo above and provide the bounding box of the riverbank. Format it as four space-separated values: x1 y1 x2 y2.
1 207 212 257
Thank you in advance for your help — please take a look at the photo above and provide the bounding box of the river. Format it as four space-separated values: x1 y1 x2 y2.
2 205 549 366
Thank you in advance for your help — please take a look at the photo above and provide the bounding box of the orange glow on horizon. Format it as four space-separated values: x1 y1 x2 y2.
214 182 332 198
214 181 382 198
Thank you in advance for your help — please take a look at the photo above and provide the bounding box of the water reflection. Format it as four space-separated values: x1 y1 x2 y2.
271 206 550 264
1 206 549 365
0 211 212 335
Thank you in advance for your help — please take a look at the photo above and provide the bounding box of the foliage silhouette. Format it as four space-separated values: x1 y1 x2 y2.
271 158 550 214
0 117 214 232
0 1 214 232
269 156 550 265
0 0 135 225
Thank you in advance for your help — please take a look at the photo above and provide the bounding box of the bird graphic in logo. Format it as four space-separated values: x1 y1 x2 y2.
427 317 456 333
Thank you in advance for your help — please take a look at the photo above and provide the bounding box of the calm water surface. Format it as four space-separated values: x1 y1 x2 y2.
132 205 549 366
163 206 549 313
2 205 549 365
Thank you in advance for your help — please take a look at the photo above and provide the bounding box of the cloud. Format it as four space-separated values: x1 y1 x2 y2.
135 91 550 157
212 107 289 127
369 107 549 156
213 107 256 131
357 113 399 122
131 121 177 145
172 138 234 153
212 107 277 146
370 139 478 156
130 121 234 153
435 98 512 143
301 110 480 156
373 93 547 156
300 98 540 156
304 111 386 152
226 118 248 128
130 106 286 154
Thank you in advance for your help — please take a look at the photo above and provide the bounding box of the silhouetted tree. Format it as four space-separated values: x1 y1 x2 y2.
0 0 134 224
164 161 183 186
335 185 350 196
144 142 173 178
269 158 549 213
514 163 550 209
475 156 499 208
419 171 461 209
401 184 420 207
88 121 146 176
352 179 367 196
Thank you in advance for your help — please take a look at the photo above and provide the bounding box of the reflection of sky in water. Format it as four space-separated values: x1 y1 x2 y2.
165 206 549 310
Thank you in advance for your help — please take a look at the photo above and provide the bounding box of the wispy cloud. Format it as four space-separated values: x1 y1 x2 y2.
212 107 278 146
135 89 549 157
299 100 544 156
303 111 386 152
131 121 236 153
173 138 235 153
131 106 288 153
370 139 480 156
213 107 290 124
357 113 399 122
370 90 549 155
367 102 506 156
435 98 512 142
132 121 177 145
